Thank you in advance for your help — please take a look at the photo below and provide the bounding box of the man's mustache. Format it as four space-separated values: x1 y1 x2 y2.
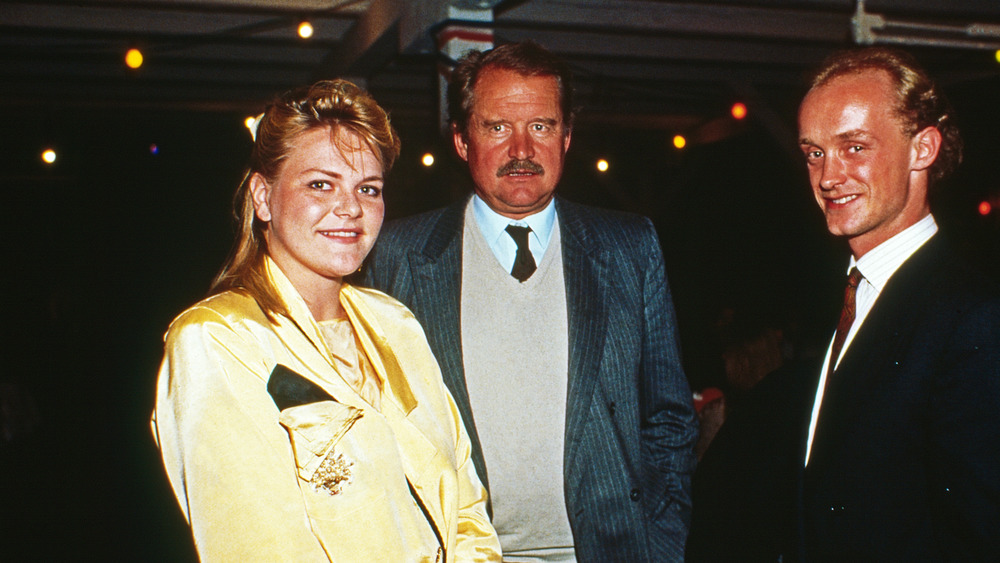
496 159 544 177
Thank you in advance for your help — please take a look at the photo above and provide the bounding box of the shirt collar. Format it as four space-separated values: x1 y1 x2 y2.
851 213 938 292
472 194 557 250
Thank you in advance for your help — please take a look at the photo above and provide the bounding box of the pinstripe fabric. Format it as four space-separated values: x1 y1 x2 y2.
363 195 698 562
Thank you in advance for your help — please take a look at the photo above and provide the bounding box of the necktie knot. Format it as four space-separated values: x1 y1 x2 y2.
847 267 863 290
828 267 863 376
505 224 536 282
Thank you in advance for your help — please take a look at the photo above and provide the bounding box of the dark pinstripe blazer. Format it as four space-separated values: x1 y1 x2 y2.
362 195 698 562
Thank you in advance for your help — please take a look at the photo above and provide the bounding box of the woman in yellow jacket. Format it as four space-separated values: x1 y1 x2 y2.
151 79 500 562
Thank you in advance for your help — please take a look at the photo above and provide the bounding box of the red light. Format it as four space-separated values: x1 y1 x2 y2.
979 201 992 216
730 102 747 120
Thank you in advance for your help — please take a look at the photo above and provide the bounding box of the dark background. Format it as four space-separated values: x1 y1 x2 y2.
2 35 1000 563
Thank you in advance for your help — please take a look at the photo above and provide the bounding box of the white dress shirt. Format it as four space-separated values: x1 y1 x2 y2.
805 214 938 465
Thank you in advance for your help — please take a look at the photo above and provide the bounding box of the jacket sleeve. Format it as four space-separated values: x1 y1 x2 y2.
151 307 329 562
636 219 699 559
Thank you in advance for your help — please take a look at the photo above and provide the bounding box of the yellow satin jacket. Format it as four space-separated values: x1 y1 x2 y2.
151 259 500 562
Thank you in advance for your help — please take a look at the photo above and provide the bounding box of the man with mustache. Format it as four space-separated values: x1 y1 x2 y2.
364 41 697 561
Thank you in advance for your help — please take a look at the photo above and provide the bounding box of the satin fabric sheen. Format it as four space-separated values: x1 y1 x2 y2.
151 258 500 562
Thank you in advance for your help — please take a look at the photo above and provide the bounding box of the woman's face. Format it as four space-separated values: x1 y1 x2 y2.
251 126 384 290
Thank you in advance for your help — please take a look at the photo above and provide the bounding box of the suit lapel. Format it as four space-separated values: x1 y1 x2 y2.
398 197 498 498
341 285 453 544
558 199 610 476
264 258 369 406
808 237 943 470
267 260 453 544
406 198 468 413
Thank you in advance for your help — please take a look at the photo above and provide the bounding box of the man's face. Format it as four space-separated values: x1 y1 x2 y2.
453 67 571 219
798 70 934 257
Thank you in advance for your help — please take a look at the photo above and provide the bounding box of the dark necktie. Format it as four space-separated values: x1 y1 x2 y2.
826 267 863 376
505 224 536 282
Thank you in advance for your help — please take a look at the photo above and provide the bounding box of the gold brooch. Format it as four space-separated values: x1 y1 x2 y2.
311 451 353 495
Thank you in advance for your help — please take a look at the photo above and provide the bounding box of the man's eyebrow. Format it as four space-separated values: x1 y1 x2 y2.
477 117 560 127
836 128 871 140
799 129 872 145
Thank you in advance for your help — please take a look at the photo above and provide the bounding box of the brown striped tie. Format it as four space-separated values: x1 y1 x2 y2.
827 267 863 376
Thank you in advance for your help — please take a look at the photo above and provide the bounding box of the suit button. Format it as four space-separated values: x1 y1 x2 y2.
608 402 616 416
630 488 641 502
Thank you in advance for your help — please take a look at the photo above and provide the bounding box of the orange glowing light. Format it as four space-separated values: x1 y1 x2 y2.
298 21 314 39
979 201 992 216
731 102 747 120
421 153 435 167
125 48 143 69
596 159 609 172
41 149 57 164
673 135 687 149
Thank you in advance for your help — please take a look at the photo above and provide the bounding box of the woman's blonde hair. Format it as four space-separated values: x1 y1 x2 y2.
210 79 401 320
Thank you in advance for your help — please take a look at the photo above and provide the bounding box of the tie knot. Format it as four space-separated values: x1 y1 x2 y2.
505 225 536 282
847 267 863 289
505 224 532 245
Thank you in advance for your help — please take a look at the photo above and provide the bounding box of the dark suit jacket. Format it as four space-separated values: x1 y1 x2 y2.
362 196 698 562
800 234 1000 561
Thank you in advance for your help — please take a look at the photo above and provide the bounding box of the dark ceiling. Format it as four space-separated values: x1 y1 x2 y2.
4 0 999 127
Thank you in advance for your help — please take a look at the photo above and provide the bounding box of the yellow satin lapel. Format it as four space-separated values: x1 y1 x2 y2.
339 285 418 414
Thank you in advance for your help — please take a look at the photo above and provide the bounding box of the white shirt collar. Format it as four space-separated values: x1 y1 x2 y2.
471 194 557 252
851 213 938 292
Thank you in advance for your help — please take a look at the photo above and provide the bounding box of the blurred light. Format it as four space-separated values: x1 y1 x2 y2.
298 21 314 39
672 135 687 149
41 149 57 164
421 153 435 167
596 158 609 172
730 102 748 120
125 48 143 69
995 49 1000 64
149 144 159 155
979 200 992 216
245 115 262 140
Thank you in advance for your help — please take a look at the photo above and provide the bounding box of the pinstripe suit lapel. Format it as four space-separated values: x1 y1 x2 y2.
402 198 493 490
406 199 467 411
558 199 610 480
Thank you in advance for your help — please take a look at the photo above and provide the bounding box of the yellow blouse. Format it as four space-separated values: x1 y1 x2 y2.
151 258 500 562
318 318 382 410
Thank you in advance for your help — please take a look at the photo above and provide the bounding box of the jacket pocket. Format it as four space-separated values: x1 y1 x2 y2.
278 401 363 495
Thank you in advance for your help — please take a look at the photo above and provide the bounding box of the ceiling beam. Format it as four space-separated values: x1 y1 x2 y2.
316 0 403 77
496 1 851 43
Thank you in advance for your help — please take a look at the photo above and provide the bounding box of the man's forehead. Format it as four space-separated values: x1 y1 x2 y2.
800 72 902 129
473 70 561 110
